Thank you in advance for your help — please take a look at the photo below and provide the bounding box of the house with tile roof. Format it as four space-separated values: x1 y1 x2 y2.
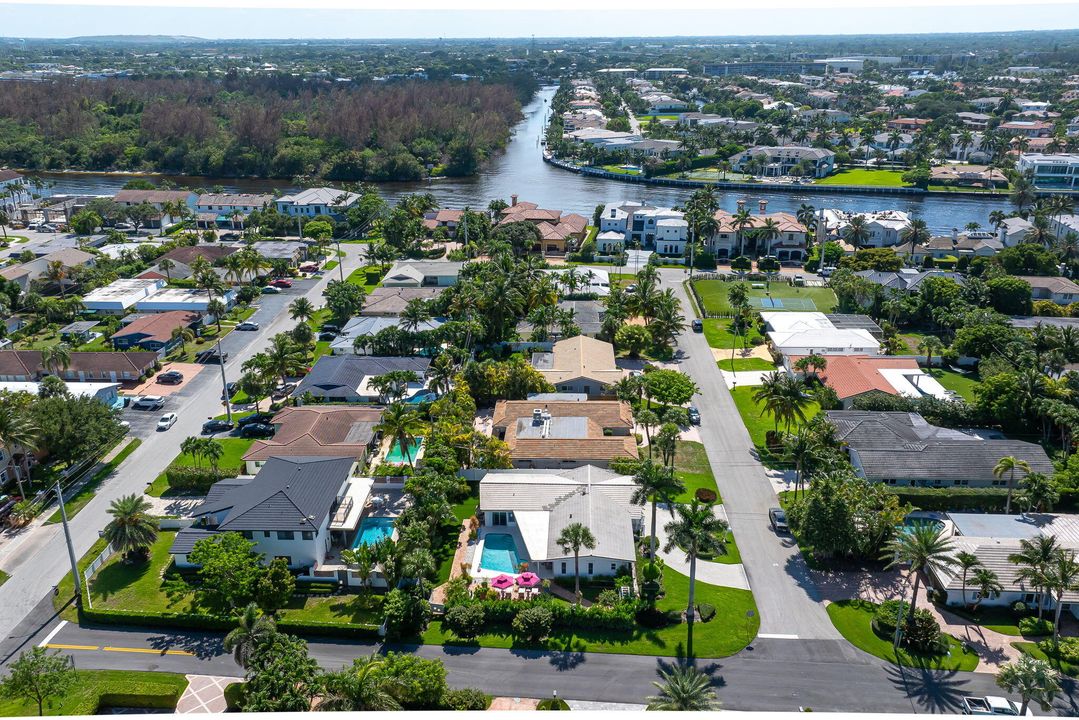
243 406 385 473
531 336 624 398
1017 275 1079 305
492 399 637 469
706 199 811 261
110 311 202 354
382 260 465 288
475 465 642 579
826 410 1055 488
361 286 445 316
786 354 949 407
0 248 96 294
0 350 157 383
275 187 362 219
499 196 588 256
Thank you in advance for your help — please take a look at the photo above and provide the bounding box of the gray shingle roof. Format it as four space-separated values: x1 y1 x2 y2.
169 528 218 555
294 355 430 396
546 488 636 563
191 457 353 532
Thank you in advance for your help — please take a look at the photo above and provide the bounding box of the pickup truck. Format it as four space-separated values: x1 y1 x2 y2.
963 696 1031 715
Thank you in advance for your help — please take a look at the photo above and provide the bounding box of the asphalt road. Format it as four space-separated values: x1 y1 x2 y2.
0 246 367 647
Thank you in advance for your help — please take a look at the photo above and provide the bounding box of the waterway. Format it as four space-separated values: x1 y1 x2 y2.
33 86 1011 234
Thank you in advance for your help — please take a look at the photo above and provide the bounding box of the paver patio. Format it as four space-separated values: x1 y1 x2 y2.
176 675 241 713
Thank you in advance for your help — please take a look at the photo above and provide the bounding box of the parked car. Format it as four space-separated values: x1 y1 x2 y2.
114 222 133 230
318 331 337 341
195 349 228 364
0 494 22 523
132 395 165 410
237 412 274 428
156 370 184 384
202 419 235 434
270 279 293 288
236 321 260 331
239 423 274 438
793 275 806 286
962 696 1031 715
261 285 281 294
320 323 340 334
157 413 178 431
820 266 837 278
691 319 703 332
220 232 240 241
688 406 701 425
272 382 297 398
768 507 789 534
223 382 238 399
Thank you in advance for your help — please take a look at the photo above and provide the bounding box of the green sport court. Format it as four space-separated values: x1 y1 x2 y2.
750 296 817 311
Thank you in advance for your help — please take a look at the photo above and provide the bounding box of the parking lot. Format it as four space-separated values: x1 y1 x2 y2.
123 362 207 397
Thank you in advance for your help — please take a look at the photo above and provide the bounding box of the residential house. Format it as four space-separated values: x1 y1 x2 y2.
824 209 912 248
82 278 167 315
786 354 949 408
0 247 96 294
516 299 605 339
708 200 811 261
242 405 385 473
762 312 881 357
531 336 624 398
599 203 685 250
194 193 272 229
293 355 431 403
381 260 465 288
956 112 992 130
492 399 637 469
904 231 1003 263
0 350 157 384
361 286 445 316
58 320 99 345
159 244 237 267
112 190 196 230
275 187 362 219
475 465 641 579
422 209 464 236
729 146 836 178
1017 275 1079 305
0 381 120 407
826 410 1055 487
330 315 446 355
109 311 202 354
1001 216 1035 245
999 121 1053 138
499 197 588 255
853 269 967 294
930 164 1005 188
1016 153 1079 189
134 287 236 316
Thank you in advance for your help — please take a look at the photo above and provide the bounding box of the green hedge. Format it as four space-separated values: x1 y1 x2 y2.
81 605 381 639
884 487 1010 512
164 466 240 492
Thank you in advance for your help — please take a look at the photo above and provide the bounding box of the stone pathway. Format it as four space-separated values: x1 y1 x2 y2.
719 368 778 388
176 675 241 714
488 697 539 710
654 503 751 590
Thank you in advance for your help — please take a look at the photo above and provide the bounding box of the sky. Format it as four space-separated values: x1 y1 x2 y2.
2 0 1079 39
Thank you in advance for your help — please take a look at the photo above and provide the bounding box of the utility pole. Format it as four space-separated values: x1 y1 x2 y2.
216 337 232 424
56 478 82 607
335 239 345 283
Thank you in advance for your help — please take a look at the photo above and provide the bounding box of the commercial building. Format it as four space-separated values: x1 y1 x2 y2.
134 287 236 316
82 278 166 314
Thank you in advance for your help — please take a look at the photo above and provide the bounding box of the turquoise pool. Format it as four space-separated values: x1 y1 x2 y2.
386 437 424 463
353 517 395 548
480 533 521 574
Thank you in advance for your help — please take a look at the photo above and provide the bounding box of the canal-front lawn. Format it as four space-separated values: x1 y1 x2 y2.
815 168 909 187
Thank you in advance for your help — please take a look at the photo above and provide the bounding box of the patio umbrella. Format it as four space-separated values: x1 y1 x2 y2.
490 574 514 590
516 572 540 588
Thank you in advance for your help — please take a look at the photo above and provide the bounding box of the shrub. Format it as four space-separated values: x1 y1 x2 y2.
595 589 621 608
512 605 553 641
164 466 236 492
382 588 431 640
442 688 490 711
537 698 571 710
695 488 718 503
883 487 1010 512
374 653 447 710
223 682 245 711
443 603 486 639
1011 601 1031 617
697 603 716 623
636 606 679 628
1019 617 1054 637
873 600 910 635
903 609 944 653
1040 636 1079 664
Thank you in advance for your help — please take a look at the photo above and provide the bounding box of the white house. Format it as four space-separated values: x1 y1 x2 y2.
382 260 465 288
824 209 912 248
0 381 120 407
134 287 237 317
730 146 836 178
82 278 166 315
1016 152 1079 189
762 312 880 356
275 187 363 219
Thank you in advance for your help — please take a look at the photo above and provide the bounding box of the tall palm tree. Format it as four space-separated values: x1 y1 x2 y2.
646 665 720 711
264 333 304 386
664 500 729 658
557 522 596 603
399 298 431 334
881 523 956 624
0 405 39 497
45 260 68 298
374 403 424 469
1044 550 1079 645
732 207 753 257
901 219 930 262
319 655 401 712
845 214 870 250
971 567 1003 610
756 217 781 259
103 494 158 561
288 297 315 324
158 257 175 282
632 459 685 561
223 603 277 669
955 551 982 609
753 371 787 433
917 336 945 369
40 343 72 375
996 656 1062 716
171 326 195 355
222 254 245 286
994 456 1031 515
207 298 227 334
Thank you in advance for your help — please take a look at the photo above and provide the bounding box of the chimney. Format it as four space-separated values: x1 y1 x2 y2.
999 223 1007 245
758 199 768 215
510 194 518 207
951 227 959 245
736 198 746 212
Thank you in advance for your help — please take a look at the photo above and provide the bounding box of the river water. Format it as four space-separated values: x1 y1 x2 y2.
34 86 1008 234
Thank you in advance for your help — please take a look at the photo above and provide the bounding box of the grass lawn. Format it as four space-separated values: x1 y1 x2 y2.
671 441 720 504
609 272 638 289
930 368 981 402
718 357 776 372
599 164 641 176
694 279 838 315
1013 641 1079 677
945 605 1024 636
346 265 386 292
46 439 140 523
827 599 979 671
278 594 383 627
702 318 764 350
436 484 480 585
0 670 188 716
730 386 819 465
170 438 255 473
423 564 759 658
323 260 339 271
0 569 8 587
815 168 909 187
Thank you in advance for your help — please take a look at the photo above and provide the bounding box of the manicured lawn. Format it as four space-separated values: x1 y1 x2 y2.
609 272 637 288
85 532 189 614
702 318 764 350
827 599 979 671
946 605 1023 636
278 594 382 627
424 564 759 658
346 265 386 292
815 168 909 187
436 484 480 585
930 368 981 402
599 164 641 176
323 260 339 271
46 439 140 523
692 531 741 565
672 441 720 504
0 569 8 587
0 670 188 716
730 385 820 465
170 438 255 473
718 357 777 372
1013 641 1079 677
694 279 837 315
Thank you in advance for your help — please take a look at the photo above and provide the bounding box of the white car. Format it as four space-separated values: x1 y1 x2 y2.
236 321 260 331
157 413 178 431
132 395 165 410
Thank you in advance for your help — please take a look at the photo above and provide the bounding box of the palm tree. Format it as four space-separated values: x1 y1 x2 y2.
288 297 315 324
265 333 304 386
756 217 781 259
45 260 68 298
103 494 158 562
557 522 596 603
971 567 1003 610
752 371 785 433
955 551 982 609
845 214 870 249
917 336 945 369
1044 550 1079 645
901 219 930 262
40 343 72 375
881 523 956 624
664 500 729 658
632 459 685 561
732 207 753 257
171 326 195 355
207 298 227 334
223 603 277 669
375 403 424 469
340 544 375 596
646 665 721 711
994 456 1031 515
158 257 175 282
1009 536 1059 620
319 655 401 712
399 298 431 334
0 405 39 497
996 656 1062 716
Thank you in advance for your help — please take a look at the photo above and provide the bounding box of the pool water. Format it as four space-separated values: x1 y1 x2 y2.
386 437 424 463
900 518 945 535
480 533 521 574
353 517 395 548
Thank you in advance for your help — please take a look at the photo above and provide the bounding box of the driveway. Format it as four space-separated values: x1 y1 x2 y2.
654 503 750 590
124 362 206 397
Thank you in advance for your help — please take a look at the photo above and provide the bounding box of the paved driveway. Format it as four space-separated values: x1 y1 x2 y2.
125 362 206 397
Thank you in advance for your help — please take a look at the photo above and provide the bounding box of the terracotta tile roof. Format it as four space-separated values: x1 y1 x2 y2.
788 354 919 400
111 311 201 344
0 350 157 378
712 210 808 234
508 437 639 462
361 286 445 316
533 336 624 386
434 209 464 223
492 399 633 430
161 245 238 265
243 405 385 462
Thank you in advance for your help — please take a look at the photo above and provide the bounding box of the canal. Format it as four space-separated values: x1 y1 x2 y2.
33 86 1013 234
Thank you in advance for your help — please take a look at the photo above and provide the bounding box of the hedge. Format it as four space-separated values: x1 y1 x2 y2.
164 466 240 492
884 487 1010 512
451 597 636 634
80 606 381 640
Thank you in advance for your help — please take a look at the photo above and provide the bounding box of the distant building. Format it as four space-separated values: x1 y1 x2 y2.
729 146 835 178
1016 153 1079 189
275 188 362 219
82 278 166 315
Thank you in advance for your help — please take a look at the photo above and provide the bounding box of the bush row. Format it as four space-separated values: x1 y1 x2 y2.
164 466 241 492
447 597 637 634
886 487 1079 513
80 606 381 640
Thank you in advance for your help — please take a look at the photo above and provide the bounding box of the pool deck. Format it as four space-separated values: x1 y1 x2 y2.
375 436 426 466
470 528 530 580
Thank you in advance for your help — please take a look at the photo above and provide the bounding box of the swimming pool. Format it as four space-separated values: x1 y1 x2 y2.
900 517 945 535
353 517 395 548
386 437 424 463
480 533 521 574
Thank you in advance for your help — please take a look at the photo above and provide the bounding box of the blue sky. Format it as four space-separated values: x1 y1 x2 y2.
2 3 1079 39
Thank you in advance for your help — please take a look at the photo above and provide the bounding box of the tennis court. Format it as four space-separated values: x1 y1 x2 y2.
751 296 817 311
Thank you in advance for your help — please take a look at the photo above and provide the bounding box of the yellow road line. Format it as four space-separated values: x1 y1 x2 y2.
103 646 194 656
45 643 99 651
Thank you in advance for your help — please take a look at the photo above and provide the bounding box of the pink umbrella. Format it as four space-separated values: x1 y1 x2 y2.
491 574 514 590
516 572 540 588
